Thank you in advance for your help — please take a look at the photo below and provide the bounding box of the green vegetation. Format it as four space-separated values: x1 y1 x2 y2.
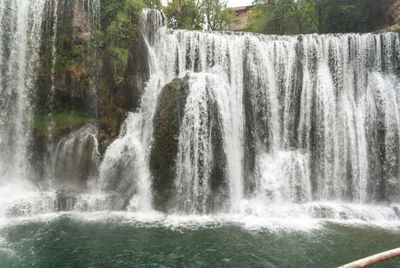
204 0 232 31
98 0 144 84
397 0 400 27
97 0 163 84
163 0 204 30
247 0 398 35
163 0 231 31
34 111 95 137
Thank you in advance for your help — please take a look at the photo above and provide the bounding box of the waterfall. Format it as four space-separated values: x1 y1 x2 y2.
52 123 100 190
98 10 166 212
173 73 237 213
45 0 101 188
99 10 400 214
0 0 102 217
99 114 152 211
50 0 59 95
0 0 46 184
0 3 397 221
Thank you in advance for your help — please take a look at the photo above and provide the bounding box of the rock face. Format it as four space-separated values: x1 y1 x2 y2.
36 0 99 118
120 33 150 111
99 131 144 210
207 98 229 212
101 150 138 208
170 74 230 214
53 124 100 191
150 74 230 213
150 76 190 211
55 189 77 211
31 1 151 186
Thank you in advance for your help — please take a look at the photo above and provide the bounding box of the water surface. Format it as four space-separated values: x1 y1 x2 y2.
1 213 399 268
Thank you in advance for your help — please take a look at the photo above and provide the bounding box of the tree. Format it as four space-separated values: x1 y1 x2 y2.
203 0 232 31
143 0 163 9
163 0 231 31
163 0 204 30
247 0 398 34
99 0 145 83
249 0 300 35
288 0 306 33
304 0 329 33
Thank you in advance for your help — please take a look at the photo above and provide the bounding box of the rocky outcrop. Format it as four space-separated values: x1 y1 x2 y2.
31 2 151 185
99 135 144 209
53 123 100 190
150 76 190 211
55 189 77 211
120 33 150 111
97 33 150 154
375 0 400 32
36 1 99 118
150 74 229 213
202 89 229 212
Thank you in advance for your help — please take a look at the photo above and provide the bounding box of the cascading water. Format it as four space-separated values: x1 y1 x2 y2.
0 0 46 185
172 74 232 213
99 114 152 212
0 0 101 218
99 10 400 219
52 123 100 190
0 6 399 224
97 10 166 212
0 0 49 220
44 0 101 191
1 7 400 267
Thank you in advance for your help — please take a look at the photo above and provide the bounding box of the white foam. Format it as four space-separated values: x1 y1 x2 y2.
0 201 399 234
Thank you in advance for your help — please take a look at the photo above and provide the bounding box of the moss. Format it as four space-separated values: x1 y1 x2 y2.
34 111 95 137
98 110 126 156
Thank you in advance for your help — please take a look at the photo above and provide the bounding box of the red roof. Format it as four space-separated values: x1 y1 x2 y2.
231 5 255 11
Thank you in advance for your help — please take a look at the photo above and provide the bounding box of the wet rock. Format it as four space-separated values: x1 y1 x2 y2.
120 33 150 112
206 89 229 212
150 75 190 212
55 189 77 212
100 143 141 210
53 124 100 190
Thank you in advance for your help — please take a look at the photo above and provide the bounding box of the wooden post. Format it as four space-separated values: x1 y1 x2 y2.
339 248 400 268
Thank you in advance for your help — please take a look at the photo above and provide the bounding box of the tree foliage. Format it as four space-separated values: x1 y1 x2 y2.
248 0 398 35
98 0 146 83
163 0 231 30
163 0 204 30
250 0 299 35
143 0 163 9
204 0 232 31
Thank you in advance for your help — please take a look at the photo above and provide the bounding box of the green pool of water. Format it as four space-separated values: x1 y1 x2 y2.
0 214 399 268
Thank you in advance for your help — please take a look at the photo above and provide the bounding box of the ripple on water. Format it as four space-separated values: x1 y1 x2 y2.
1 211 400 268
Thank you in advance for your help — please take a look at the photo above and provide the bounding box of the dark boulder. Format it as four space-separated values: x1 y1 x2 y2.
150 75 190 212
119 33 150 112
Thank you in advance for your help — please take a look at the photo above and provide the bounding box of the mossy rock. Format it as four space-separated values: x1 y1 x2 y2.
119 33 150 111
34 111 95 138
150 75 190 212
53 123 100 191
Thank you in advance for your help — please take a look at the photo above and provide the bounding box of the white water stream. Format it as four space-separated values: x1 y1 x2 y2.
0 8 399 230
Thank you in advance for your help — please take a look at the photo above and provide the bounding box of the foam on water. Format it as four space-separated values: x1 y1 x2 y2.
1 199 400 234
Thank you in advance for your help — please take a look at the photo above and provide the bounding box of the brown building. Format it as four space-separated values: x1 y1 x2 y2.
230 5 255 31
